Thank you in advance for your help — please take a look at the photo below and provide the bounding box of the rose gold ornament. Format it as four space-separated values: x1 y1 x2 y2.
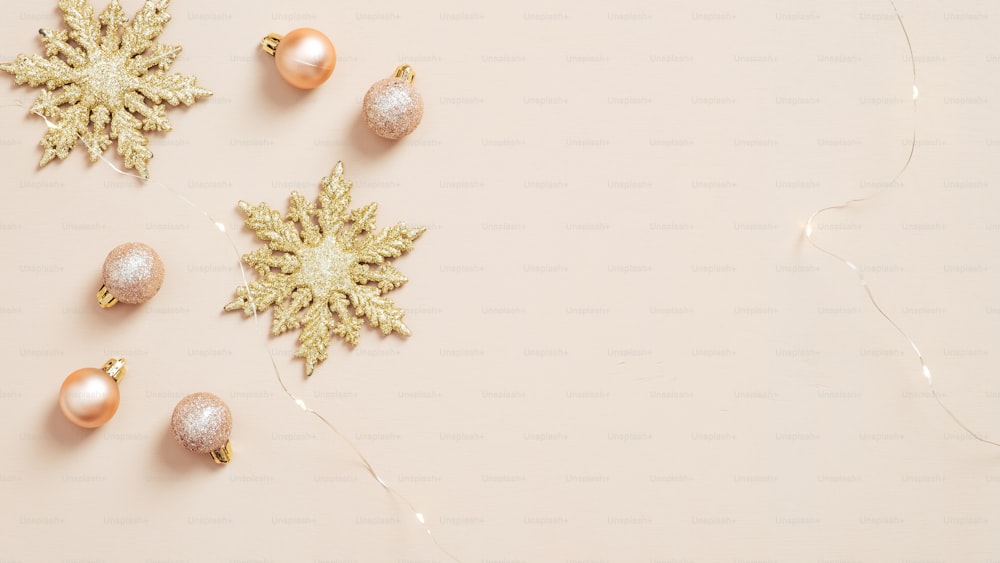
98 243 165 308
170 392 233 464
363 65 424 140
58 358 126 429
261 28 336 90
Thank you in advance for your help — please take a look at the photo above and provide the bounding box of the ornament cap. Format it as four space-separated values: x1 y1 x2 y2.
261 33 283 56
101 357 127 383
97 284 118 308
210 441 233 464
394 64 416 83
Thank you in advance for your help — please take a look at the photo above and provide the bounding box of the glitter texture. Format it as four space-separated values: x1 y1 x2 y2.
102 242 165 305
0 0 212 179
171 392 231 454
224 161 425 375
363 76 423 140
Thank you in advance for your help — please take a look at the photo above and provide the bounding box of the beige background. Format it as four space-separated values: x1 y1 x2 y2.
1 0 999 561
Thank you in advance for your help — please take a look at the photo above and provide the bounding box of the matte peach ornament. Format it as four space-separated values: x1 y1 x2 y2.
261 28 336 89
98 242 165 308
363 65 424 140
170 392 233 464
58 358 126 429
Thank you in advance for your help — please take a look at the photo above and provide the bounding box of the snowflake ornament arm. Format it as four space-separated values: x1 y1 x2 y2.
225 162 425 376
0 0 211 179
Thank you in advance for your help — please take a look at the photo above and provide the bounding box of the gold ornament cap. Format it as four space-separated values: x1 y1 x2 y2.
211 441 233 464
261 33 283 56
394 64 416 83
102 357 127 382
97 285 118 308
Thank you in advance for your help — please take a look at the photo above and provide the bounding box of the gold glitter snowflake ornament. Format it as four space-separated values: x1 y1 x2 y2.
0 0 212 179
225 162 425 375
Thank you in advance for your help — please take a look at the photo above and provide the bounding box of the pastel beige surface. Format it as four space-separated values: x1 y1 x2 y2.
1 0 999 561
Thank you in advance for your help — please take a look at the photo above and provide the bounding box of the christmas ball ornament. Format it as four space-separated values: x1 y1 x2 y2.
171 393 233 464
261 28 336 89
363 65 424 140
98 242 165 308
58 358 126 428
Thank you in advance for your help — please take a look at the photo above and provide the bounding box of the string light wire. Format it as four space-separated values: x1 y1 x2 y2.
804 1 999 447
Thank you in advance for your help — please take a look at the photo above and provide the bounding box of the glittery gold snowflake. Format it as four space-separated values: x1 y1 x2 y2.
0 0 212 179
225 162 425 375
